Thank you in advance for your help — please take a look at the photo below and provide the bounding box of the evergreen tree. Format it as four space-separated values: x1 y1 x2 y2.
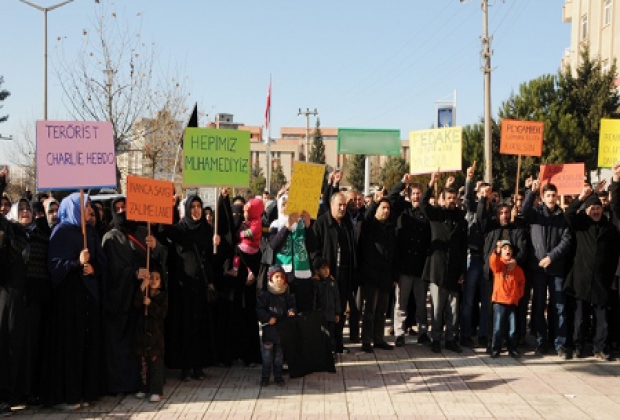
345 154 366 191
250 160 266 197
270 161 287 195
308 118 325 164
0 77 10 124
380 156 409 191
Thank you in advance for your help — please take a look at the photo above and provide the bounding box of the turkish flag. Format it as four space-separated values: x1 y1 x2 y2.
264 79 271 130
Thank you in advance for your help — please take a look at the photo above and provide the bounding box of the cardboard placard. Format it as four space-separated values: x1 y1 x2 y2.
286 161 325 219
36 121 116 189
183 127 250 187
499 119 544 157
539 163 585 196
409 127 462 175
126 175 175 224
598 118 620 168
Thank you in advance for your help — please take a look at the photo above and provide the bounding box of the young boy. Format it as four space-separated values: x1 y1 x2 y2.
312 257 340 352
256 265 296 386
134 263 168 402
489 240 526 358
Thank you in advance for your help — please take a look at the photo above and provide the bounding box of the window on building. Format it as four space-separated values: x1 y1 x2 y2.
605 0 613 26
581 14 588 39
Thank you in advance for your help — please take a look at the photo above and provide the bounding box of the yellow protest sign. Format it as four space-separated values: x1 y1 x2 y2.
286 161 325 219
409 127 463 175
598 118 620 168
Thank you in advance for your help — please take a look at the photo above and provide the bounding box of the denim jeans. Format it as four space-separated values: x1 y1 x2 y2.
461 254 488 339
261 342 283 380
492 303 517 352
531 272 567 350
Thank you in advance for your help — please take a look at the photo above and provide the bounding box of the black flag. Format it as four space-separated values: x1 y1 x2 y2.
180 102 198 146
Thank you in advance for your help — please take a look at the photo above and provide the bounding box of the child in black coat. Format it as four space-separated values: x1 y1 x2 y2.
134 263 168 403
256 265 296 386
312 257 341 352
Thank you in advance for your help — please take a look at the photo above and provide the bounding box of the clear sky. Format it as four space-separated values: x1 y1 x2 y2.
0 0 570 165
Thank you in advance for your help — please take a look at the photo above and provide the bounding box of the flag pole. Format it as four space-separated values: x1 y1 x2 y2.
265 76 272 193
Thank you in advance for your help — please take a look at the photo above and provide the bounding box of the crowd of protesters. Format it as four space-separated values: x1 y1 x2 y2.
2 159 620 414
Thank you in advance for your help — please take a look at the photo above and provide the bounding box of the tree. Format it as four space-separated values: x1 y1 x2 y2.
6 121 36 198
250 161 266 197
56 3 189 187
380 156 409 191
308 118 325 164
0 76 9 124
558 45 620 174
270 161 287 195
345 154 365 191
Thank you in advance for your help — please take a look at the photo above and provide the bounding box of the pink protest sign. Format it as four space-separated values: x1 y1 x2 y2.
36 121 116 190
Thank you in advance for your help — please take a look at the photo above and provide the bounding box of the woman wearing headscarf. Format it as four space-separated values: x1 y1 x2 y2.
0 179 51 413
45 192 106 409
43 197 59 231
158 195 217 380
269 194 316 313
102 196 164 395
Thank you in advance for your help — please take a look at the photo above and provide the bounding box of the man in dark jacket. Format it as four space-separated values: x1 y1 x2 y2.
477 187 528 350
358 195 396 352
421 171 468 354
565 184 620 360
389 175 431 346
521 181 572 358
312 192 356 353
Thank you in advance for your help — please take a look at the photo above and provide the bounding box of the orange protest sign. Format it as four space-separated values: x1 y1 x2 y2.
539 163 585 196
126 175 175 224
500 119 544 157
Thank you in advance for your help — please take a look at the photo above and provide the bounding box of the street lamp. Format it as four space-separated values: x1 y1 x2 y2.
20 0 74 120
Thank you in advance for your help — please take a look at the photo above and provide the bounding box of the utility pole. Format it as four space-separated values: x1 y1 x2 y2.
20 0 74 120
297 108 318 161
481 0 493 183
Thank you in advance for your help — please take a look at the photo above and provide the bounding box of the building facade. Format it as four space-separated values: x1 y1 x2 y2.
563 0 619 76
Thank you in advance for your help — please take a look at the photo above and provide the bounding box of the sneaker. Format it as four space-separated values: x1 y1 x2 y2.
460 337 475 348
374 341 394 350
417 333 431 345
55 403 80 411
361 343 374 353
491 351 500 358
431 340 441 353
445 340 463 353
192 369 205 380
395 335 406 347
259 377 270 387
557 347 572 360
509 350 520 358
135 392 146 399
149 394 161 403
275 377 285 386
594 351 611 361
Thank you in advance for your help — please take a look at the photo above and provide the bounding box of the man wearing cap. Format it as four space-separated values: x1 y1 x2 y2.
566 179 620 360
522 181 572 358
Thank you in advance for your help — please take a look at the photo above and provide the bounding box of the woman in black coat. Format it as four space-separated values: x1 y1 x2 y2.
159 196 217 380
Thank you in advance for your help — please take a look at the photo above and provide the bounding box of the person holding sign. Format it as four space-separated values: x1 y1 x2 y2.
521 180 573 359
565 173 620 360
158 196 217 380
102 196 164 395
45 192 107 409
421 171 468 354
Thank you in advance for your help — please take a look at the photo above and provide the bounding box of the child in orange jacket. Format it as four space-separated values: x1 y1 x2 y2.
489 240 526 358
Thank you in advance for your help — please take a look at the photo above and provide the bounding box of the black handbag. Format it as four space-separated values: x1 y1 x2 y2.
193 244 217 303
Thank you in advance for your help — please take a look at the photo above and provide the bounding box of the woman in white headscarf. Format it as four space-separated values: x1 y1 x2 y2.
268 194 317 313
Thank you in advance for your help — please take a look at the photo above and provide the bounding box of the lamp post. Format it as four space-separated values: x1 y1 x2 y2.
20 0 74 120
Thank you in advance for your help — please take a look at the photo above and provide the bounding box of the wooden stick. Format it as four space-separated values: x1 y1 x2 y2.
213 187 219 255
145 222 151 316
514 155 522 202
80 189 87 250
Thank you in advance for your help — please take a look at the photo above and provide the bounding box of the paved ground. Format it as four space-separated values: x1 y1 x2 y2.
10 336 620 419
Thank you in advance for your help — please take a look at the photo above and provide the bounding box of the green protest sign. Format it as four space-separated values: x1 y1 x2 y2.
183 127 250 187
337 128 401 156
